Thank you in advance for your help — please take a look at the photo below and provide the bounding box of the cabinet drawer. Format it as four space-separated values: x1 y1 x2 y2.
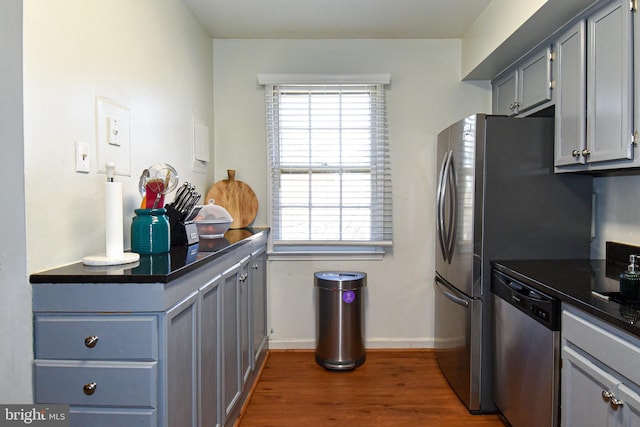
562 308 640 385
34 360 157 407
35 315 158 360
70 407 156 427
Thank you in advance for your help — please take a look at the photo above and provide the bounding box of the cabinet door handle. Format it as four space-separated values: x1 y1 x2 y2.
239 273 248 282
572 150 580 158
84 335 99 348
252 264 259 270
610 398 624 411
601 390 624 410
581 149 591 157
83 382 97 395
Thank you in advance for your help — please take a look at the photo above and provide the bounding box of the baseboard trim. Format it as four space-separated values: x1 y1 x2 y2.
267 337 435 350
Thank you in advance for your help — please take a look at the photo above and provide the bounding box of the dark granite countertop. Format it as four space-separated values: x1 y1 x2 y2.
492 259 640 338
30 227 269 284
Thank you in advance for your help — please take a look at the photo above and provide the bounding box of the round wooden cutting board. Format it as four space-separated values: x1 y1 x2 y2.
205 170 258 229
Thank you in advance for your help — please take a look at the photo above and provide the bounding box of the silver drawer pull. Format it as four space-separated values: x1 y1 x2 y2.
602 390 614 402
84 335 99 348
83 382 97 395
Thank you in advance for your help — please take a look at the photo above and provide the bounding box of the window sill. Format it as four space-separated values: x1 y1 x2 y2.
268 245 387 261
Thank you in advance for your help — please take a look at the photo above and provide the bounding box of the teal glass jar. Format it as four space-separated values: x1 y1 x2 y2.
131 208 170 255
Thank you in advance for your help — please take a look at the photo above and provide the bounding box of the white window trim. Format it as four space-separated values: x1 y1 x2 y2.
260 74 392 259
258 73 390 85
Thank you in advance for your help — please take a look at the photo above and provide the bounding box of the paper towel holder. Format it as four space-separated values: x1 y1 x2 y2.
83 163 140 266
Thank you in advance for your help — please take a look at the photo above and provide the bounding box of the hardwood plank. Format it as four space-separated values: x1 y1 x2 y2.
238 349 505 426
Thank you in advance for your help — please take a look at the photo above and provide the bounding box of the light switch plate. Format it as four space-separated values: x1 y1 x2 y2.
191 110 210 174
96 96 131 176
193 123 210 162
75 140 90 173
107 116 120 146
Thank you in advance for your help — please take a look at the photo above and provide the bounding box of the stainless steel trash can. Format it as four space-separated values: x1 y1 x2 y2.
315 271 366 370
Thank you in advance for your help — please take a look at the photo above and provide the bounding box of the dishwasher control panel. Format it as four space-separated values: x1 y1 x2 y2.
492 269 560 330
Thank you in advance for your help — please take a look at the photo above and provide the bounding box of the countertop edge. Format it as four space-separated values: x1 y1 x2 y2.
492 261 640 338
29 228 269 284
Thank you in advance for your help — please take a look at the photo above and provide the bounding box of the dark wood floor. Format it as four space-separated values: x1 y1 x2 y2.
237 349 505 426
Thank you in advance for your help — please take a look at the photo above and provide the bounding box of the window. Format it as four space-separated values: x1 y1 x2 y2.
260 74 392 255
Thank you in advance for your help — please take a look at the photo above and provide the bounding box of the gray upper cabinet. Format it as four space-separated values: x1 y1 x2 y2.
518 47 554 113
586 0 633 164
555 0 636 172
492 45 553 116
554 21 587 167
492 71 518 116
492 0 640 174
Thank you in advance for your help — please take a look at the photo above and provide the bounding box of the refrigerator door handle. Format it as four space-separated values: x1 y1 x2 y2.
436 151 449 262
445 153 458 262
435 276 470 308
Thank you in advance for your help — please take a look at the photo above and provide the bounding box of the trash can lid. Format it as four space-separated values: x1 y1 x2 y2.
314 271 367 290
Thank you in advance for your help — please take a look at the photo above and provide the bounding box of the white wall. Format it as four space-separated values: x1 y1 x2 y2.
0 0 30 403
2 0 214 402
462 0 547 77
23 0 214 273
213 39 491 348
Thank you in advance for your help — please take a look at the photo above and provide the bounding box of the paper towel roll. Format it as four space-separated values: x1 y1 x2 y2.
105 181 124 258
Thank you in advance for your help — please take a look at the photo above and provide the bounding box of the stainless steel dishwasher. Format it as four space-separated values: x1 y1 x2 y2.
491 269 561 427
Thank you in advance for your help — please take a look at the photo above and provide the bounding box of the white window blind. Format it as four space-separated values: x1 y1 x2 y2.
261 75 392 253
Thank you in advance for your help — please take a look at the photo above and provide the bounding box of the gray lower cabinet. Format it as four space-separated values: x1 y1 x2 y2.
199 274 222 427
561 305 640 427
221 258 244 420
251 247 268 366
167 292 199 427
239 256 252 385
32 231 268 427
33 314 160 426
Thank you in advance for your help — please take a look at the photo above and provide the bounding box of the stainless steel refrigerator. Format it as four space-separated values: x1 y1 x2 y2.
434 114 592 413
